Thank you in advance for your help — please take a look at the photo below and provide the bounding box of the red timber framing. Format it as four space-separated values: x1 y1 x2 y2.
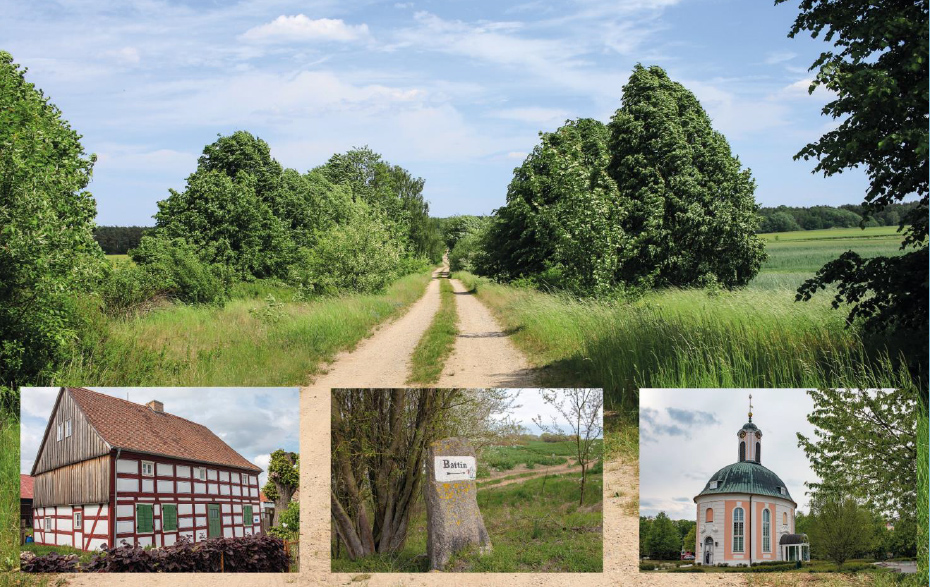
110 450 261 549
34 450 261 551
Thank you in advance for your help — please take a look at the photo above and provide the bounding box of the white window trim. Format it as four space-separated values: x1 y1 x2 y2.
65 419 72 438
45 517 52 531
762 508 771 553
56 424 62 442
141 461 155 477
733 507 745 553
709 480 718 489
195 467 207 481
74 511 82 529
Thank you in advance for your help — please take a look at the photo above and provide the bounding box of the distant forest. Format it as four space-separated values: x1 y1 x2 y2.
93 226 149 254
757 202 917 233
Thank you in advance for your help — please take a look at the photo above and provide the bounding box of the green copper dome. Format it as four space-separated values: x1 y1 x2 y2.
695 461 795 503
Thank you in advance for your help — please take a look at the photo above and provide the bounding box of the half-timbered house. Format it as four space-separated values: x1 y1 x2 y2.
31 387 263 551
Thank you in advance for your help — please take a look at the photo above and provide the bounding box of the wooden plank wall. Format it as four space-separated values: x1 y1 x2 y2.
34 389 110 475
33 455 111 507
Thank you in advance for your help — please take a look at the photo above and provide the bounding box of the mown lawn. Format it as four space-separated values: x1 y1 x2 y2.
331 469 603 573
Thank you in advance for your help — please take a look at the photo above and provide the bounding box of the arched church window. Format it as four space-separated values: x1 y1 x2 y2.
782 511 787 525
739 441 746 462
762 509 771 552
756 442 760 463
706 508 713 523
733 507 744 552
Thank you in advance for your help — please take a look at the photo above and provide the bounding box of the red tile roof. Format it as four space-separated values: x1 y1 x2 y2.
67 388 261 472
20 474 34 499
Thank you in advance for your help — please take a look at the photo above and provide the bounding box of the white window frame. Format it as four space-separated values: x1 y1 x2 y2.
195 466 207 481
74 511 82 529
141 461 155 477
762 508 771 552
733 507 745 553
56 424 62 442
45 517 52 531
65 419 72 438
709 480 718 489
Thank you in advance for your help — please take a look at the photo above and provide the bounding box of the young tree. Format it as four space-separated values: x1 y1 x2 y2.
533 389 603 505
331 389 516 558
0 51 107 388
779 0 928 357
682 526 696 554
808 493 876 568
262 450 299 527
608 65 766 289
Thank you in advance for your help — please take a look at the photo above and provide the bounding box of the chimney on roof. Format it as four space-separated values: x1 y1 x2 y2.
146 400 164 413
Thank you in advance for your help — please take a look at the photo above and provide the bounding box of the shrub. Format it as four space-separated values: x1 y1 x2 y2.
20 552 79 573
268 502 299 540
129 236 228 305
98 262 161 314
639 562 658 571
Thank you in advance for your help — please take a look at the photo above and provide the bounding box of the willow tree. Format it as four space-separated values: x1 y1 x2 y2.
331 389 517 558
607 64 765 288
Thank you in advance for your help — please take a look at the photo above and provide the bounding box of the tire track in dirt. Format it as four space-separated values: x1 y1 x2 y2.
308 265 445 389
436 278 538 387
479 462 584 488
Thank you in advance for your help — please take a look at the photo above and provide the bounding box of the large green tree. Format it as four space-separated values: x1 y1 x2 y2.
484 119 627 294
0 51 106 387
808 493 876 568
262 449 299 528
780 0 928 357
645 512 682 560
797 387 917 516
607 65 765 289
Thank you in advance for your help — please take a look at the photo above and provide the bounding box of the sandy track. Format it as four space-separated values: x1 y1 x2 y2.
308 266 445 389
435 278 537 387
481 461 584 488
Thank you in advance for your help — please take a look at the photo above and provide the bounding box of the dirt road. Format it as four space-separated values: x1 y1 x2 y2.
435 277 537 387
308 266 445 389
480 461 584 488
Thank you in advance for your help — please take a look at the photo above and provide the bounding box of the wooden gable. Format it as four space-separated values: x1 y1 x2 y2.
32 388 111 476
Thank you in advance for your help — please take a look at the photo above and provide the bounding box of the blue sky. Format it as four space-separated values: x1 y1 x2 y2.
639 388 818 520
1 0 869 225
20 387 300 486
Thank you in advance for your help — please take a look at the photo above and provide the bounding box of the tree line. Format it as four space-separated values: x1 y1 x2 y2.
0 49 443 390
639 513 695 560
757 202 918 233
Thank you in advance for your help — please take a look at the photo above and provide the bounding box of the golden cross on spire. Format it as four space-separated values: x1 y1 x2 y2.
748 393 753 422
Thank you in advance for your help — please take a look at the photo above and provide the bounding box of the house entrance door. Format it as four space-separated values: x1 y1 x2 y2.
207 504 221 538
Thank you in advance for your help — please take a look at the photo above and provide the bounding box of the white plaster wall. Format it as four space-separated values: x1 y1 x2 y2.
116 459 138 474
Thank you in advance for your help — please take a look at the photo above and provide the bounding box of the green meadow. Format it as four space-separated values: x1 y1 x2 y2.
455 225 917 418
331 468 603 573
59 269 435 386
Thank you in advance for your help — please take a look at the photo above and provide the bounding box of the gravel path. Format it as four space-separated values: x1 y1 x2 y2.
435 278 537 387
308 265 445 389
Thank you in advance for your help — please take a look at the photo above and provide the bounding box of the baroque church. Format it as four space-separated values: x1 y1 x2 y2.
693 396 810 566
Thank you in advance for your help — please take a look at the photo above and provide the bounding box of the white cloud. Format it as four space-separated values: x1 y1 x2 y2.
491 106 571 126
242 15 370 43
105 46 141 65
506 151 528 160
765 51 797 65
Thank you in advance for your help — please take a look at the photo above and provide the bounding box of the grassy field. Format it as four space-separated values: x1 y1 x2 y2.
407 277 458 384
332 469 602 573
454 225 916 417
479 439 602 477
58 269 435 386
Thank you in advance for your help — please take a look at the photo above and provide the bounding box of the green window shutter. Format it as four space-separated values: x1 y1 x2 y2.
136 504 153 533
243 506 252 525
162 505 177 532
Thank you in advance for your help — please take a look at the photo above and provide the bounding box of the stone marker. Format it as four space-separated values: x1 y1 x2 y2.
425 437 492 570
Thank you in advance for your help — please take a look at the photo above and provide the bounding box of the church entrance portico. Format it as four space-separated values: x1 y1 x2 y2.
704 536 714 565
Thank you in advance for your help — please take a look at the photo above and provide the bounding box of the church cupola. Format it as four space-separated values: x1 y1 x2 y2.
737 394 762 464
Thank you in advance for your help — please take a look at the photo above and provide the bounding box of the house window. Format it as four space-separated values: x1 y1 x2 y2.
74 511 82 529
141 461 154 477
705 508 713 523
243 505 253 526
162 504 178 532
733 507 744 552
709 480 718 489
136 503 154 533
195 467 207 481
56 424 62 442
762 509 771 552
65 419 72 438
45 517 51 531
739 442 746 462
